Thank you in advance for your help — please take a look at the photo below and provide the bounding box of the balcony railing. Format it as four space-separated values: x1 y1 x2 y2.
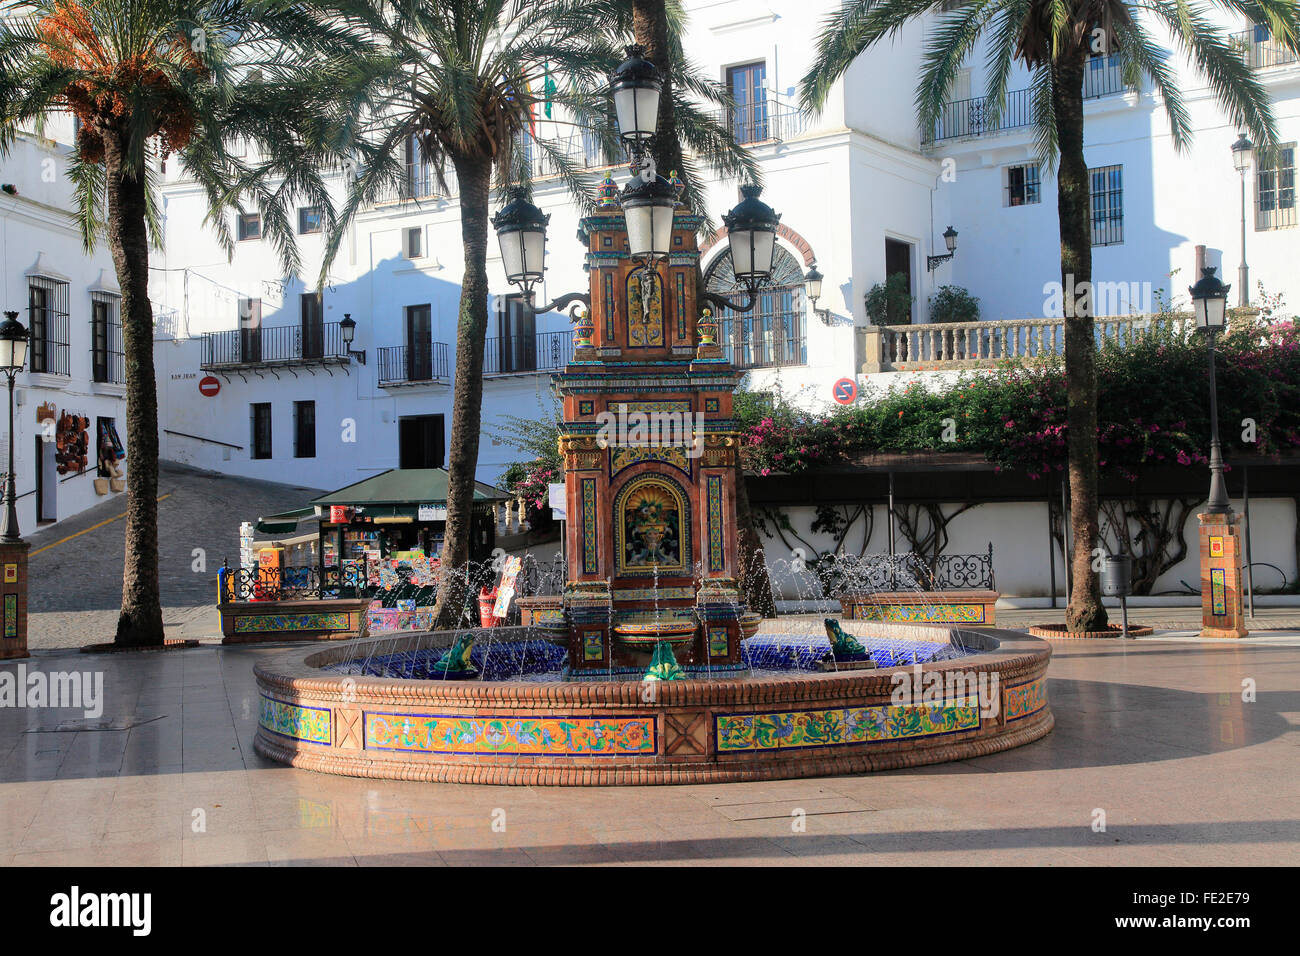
864 313 1212 371
201 321 348 369
377 342 451 386
923 56 1128 145
1233 29 1299 69
712 99 811 146
484 330 573 376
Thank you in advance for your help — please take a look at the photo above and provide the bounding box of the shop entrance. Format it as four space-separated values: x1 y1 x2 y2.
398 414 445 469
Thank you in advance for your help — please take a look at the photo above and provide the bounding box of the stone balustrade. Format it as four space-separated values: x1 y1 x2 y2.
857 311 1244 374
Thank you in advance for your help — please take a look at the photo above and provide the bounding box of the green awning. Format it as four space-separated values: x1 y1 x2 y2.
311 468 510 508
255 507 316 535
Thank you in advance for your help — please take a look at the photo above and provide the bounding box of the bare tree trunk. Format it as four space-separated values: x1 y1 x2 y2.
432 155 493 629
104 134 164 647
1053 56 1108 633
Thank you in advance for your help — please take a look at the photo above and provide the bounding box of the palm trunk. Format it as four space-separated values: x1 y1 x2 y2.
104 134 164 646
432 155 492 629
1053 56 1108 633
632 0 684 188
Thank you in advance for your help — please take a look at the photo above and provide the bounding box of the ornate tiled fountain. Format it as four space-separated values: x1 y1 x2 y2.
548 192 751 679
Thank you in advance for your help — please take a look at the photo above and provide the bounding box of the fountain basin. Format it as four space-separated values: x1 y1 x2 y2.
253 618 1052 785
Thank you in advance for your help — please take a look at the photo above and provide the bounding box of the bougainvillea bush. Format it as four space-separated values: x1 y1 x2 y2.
739 316 1300 480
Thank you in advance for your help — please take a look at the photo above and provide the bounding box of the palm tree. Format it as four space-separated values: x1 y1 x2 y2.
0 0 358 645
801 0 1300 632
317 0 759 628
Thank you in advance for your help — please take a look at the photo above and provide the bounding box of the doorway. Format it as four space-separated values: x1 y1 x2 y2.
405 305 432 381
399 414 445 469
884 238 914 324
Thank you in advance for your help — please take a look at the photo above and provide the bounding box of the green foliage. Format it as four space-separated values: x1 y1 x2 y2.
928 285 980 324
864 272 913 325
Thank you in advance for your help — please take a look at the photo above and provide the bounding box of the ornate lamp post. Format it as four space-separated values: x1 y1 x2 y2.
0 311 29 543
701 185 781 314
1189 266 1231 514
338 313 366 365
1231 133 1254 307
926 225 958 271
610 45 662 151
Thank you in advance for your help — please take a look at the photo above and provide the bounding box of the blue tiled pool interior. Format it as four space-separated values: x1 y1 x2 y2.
325 631 973 682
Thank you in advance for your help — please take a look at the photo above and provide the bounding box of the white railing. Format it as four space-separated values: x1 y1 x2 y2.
864 313 1207 370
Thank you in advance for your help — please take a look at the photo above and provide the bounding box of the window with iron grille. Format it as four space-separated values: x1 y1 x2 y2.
1005 163 1041 206
294 401 316 459
1088 164 1124 246
90 291 124 383
1256 143 1296 231
705 245 807 370
725 62 768 144
27 275 71 375
237 212 262 241
251 403 272 459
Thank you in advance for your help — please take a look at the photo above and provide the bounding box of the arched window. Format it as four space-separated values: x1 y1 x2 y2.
704 244 807 369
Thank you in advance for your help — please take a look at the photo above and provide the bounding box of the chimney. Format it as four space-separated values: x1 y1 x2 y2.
1194 244 1206 275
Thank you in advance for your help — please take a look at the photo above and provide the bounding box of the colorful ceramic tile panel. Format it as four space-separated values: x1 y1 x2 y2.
234 612 351 633
856 603 986 624
709 626 729 658
603 273 615 340
707 474 724 571
582 631 604 662
716 701 980 753
610 444 690 477
1209 535 1224 557
3 593 14 638
581 478 598 573
1003 678 1048 722
704 397 720 413
365 713 656 755
675 272 686 339
260 696 332 744
619 401 692 415
579 400 595 416
1211 567 1227 616
627 271 664 347
613 586 696 601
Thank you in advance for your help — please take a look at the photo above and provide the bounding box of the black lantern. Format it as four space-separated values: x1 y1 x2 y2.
1189 266 1229 330
1230 133 1254 173
927 225 958 271
0 310 29 372
621 176 677 260
338 312 366 365
804 263 831 324
722 184 780 284
492 187 549 292
610 45 662 145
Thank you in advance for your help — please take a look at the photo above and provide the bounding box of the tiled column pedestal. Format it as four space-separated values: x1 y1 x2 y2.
0 541 29 660
1199 512 1248 639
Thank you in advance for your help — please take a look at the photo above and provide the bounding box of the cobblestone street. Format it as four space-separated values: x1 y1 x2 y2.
25 462 322 650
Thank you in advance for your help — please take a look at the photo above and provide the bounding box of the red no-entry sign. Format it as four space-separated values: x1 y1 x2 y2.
199 375 221 397
832 377 857 405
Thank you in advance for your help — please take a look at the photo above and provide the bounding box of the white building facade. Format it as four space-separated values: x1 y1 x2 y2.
149 0 1298 497
0 120 128 533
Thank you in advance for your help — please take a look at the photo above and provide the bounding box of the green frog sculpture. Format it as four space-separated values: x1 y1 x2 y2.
431 632 478 679
643 641 685 682
824 618 873 664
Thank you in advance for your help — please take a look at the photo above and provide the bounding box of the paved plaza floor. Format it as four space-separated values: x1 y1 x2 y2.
1 632 1296 866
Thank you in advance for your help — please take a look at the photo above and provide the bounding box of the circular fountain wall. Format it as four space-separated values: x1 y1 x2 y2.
253 619 1052 785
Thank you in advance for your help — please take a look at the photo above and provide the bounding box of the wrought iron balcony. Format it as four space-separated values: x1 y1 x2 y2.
200 321 349 371
712 99 810 146
377 342 452 387
923 56 1128 145
484 330 574 376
